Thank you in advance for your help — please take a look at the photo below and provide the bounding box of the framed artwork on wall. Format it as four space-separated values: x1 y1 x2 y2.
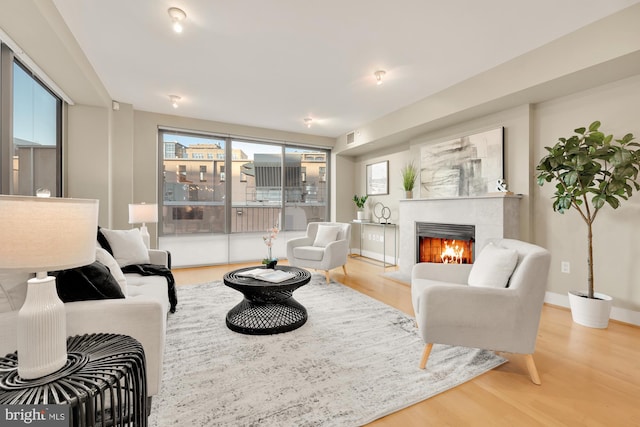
366 161 389 195
419 127 504 198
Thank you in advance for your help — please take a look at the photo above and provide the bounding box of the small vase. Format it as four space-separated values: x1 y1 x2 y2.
266 259 278 269
356 210 365 220
405 190 413 199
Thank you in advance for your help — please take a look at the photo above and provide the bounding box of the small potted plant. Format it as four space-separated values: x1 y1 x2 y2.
353 195 368 220
401 162 418 199
262 227 279 269
536 121 640 328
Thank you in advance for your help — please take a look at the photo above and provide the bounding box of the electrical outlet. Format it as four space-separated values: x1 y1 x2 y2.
561 261 570 274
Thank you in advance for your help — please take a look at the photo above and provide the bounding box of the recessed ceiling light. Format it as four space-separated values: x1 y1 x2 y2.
304 117 313 128
168 7 187 33
169 95 181 108
374 70 386 85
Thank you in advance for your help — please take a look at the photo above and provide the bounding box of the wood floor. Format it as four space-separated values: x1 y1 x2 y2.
172 257 640 426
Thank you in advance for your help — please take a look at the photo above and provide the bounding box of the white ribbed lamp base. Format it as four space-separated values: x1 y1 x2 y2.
139 224 151 249
17 275 67 379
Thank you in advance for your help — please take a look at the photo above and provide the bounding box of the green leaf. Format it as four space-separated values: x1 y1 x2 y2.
586 132 605 143
563 170 579 186
574 127 586 135
606 196 620 209
588 121 601 132
592 194 606 209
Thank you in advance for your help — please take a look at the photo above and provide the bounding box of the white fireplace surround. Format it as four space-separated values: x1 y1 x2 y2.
399 195 522 276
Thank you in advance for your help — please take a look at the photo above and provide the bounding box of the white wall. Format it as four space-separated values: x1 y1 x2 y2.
66 105 111 224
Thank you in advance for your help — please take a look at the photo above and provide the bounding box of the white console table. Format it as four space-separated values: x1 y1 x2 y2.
350 221 397 269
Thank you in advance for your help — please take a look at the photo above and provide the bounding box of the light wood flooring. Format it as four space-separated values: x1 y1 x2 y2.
172 257 640 426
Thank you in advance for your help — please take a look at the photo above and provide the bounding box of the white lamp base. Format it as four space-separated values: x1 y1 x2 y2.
17 274 67 379
139 224 151 249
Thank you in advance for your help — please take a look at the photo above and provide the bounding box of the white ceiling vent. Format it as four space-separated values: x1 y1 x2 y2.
346 131 356 144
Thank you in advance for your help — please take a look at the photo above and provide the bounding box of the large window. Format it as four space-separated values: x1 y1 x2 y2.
159 129 329 236
0 43 62 196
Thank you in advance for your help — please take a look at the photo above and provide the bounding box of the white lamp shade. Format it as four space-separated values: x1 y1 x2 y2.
129 203 158 224
0 195 99 271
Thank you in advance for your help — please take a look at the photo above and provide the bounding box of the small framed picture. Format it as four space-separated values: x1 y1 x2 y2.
366 161 389 195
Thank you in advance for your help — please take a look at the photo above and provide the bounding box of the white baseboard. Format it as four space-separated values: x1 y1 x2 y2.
545 291 640 327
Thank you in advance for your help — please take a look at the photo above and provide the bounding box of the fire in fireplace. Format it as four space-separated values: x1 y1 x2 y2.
416 222 475 264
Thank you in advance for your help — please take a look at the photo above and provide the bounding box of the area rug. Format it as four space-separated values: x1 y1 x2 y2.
149 275 506 426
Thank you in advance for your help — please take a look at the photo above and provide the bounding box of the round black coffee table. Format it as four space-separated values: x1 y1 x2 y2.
223 266 311 335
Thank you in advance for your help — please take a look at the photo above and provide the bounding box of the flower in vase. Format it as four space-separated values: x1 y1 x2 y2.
262 226 279 264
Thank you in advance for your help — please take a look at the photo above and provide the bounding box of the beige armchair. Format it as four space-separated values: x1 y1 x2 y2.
411 238 551 384
286 222 351 283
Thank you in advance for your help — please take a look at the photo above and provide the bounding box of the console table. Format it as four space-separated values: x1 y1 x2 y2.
0 333 147 427
350 221 398 268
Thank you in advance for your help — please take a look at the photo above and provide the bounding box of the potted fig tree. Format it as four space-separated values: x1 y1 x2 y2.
536 121 640 328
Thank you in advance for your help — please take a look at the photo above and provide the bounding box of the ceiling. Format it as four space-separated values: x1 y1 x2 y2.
51 0 639 138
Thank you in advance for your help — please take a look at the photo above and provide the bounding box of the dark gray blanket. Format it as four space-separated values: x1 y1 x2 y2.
122 264 178 313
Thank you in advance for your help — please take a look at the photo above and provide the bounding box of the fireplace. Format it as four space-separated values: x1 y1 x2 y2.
416 222 475 264
399 195 521 275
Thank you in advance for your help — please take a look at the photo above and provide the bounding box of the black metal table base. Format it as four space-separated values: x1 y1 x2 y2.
223 266 311 335
226 292 307 335
0 333 147 427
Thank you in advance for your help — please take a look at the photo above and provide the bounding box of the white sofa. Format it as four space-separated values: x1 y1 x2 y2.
0 247 170 398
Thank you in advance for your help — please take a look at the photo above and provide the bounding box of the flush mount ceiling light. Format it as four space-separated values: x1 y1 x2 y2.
304 117 313 128
374 70 386 85
169 95 181 108
168 7 187 33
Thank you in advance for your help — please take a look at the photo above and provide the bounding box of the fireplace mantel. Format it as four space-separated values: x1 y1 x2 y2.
398 194 522 275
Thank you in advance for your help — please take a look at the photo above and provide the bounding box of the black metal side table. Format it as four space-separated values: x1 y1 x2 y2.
0 333 147 427
224 266 311 335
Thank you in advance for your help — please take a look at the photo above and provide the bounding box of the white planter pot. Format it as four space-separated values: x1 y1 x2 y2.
356 210 366 220
568 290 613 329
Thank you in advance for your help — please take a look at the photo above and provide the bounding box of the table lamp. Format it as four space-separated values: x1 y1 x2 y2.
128 203 158 249
0 195 98 379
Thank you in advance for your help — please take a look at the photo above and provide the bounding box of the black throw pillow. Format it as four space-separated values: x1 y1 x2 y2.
54 261 125 302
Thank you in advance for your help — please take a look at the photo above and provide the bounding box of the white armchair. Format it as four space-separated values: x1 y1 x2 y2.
286 222 351 283
411 238 551 384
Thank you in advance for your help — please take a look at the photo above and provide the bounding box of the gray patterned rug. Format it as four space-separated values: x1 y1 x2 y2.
149 275 506 426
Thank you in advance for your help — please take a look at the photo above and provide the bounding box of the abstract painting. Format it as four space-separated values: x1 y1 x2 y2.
420 127 504 198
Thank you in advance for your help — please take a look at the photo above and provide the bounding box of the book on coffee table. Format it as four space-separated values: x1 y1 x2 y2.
236 268 295 283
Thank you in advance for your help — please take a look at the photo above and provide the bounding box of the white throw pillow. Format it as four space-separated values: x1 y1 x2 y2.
95 247 128 296
468 243 518 288
100 228 150 268
313 225 341 247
